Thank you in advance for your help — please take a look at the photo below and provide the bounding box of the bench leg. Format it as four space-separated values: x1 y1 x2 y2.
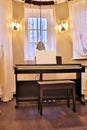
67 88 70 108
72 87 76 112
40 88 43 116
38 95 40 111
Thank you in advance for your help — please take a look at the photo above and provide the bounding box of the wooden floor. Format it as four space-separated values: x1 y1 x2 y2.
0 98 87 130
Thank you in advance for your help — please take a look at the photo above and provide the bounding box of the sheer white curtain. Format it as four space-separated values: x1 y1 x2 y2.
0 0 14 102
69 0 87 59
24 4 56 62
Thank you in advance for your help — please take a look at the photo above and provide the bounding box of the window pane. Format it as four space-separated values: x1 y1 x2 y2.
41 18 47 30
38 18 47 30
28 18 32 29
37 31 40 42
38 18 40 30
41 31 47 43
28 30 37 42
28 18 37 29
37 31 47 43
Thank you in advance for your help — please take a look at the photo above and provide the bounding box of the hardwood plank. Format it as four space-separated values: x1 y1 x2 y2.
0 98 87 130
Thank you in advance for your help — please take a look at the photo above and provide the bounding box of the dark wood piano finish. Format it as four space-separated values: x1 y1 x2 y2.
14 63 85 108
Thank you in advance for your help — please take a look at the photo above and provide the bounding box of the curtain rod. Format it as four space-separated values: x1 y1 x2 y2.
25 0 54 5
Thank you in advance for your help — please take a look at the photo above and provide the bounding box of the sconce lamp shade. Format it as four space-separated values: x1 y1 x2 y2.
11 22 20 31
58 22 68 32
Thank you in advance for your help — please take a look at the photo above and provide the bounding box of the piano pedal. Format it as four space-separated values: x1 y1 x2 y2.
44 100 47 103
43 99 56 103
48 99 51 103
52 99 56 103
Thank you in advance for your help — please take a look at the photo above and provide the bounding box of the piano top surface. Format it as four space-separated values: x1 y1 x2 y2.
15 64 82 69
14 64 85 74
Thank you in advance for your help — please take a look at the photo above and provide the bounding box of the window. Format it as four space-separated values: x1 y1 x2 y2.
24 7 56 62
28 17 47 59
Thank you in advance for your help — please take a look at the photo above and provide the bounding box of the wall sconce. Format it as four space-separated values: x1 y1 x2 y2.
58 22 68 32
11 22 20 31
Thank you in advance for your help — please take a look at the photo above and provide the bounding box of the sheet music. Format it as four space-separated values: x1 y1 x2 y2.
36 50 56 64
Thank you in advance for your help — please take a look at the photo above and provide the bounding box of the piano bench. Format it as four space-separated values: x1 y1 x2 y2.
37 80 76 116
